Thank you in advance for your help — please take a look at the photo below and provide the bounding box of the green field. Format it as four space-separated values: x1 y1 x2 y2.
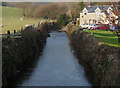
83 29 119 48
1 6 40 34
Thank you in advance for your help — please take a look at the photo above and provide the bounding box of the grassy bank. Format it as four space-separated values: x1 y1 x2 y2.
1 6 40 34
2 26 48 86
84 30 119 48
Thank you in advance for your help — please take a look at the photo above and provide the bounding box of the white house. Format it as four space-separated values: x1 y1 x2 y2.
79 6 112 25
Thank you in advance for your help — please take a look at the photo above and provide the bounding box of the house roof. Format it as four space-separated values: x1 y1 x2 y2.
81 6 110 13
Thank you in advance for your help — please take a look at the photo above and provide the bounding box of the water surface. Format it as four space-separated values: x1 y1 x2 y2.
19 32 91 86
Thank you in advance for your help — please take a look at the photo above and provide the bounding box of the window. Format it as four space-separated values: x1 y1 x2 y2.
96 12 99 15
109 11 112 16
84 13 87 15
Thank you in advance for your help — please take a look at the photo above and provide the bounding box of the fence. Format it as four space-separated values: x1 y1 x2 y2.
0 21 54 39
0 29 22 39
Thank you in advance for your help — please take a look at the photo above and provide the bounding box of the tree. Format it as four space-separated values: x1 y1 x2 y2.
57 14 70 27
100 2 120 46
24 5 35 17
78 0 85 12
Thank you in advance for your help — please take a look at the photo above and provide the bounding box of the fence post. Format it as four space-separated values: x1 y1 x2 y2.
21 28 23 33
33 24 35 27
52 22 54 26
14 30 16 34
7 30 10 38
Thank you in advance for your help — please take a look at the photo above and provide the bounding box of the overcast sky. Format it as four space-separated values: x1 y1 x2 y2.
1 0 119 2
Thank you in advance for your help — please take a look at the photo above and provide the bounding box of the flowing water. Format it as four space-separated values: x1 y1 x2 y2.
18 31 91 86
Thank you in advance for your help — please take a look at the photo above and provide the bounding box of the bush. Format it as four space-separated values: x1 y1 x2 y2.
40 22 54 32
2 26 48 86
70 30 119 86
57 14 70 27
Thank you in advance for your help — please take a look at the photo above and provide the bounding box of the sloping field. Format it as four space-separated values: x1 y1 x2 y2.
1 6 40 34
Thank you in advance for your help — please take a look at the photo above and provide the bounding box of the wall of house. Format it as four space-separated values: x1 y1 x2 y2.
80 12 103 25
79 7 112 25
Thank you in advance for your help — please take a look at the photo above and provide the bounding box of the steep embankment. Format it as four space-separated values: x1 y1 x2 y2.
2 26 48 86
66 24 120 86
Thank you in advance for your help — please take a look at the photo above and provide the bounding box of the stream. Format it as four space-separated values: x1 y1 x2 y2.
18 31 91 86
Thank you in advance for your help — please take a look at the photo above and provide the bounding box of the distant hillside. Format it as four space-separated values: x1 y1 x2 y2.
30 2 52 6
2 2 111 20
2 6 23 18
2 6 40 34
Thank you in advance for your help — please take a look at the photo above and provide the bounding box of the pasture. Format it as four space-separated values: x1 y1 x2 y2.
84 29 119 48
1 6 40 34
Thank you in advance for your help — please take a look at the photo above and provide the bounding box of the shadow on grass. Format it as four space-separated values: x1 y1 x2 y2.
94 33 118 46
98 37 118 45
93 32 117 37
91 32 118 47
84 30 119 47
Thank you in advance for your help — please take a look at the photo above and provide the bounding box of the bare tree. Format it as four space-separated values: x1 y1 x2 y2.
99 2 120 46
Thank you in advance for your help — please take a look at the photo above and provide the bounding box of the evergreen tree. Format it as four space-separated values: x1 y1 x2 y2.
57 14 70 27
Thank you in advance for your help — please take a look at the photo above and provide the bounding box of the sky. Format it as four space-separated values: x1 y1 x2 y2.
0 0 120 2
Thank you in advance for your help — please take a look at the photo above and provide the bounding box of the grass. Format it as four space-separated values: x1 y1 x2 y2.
1 6 40 34
83 29 119 48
